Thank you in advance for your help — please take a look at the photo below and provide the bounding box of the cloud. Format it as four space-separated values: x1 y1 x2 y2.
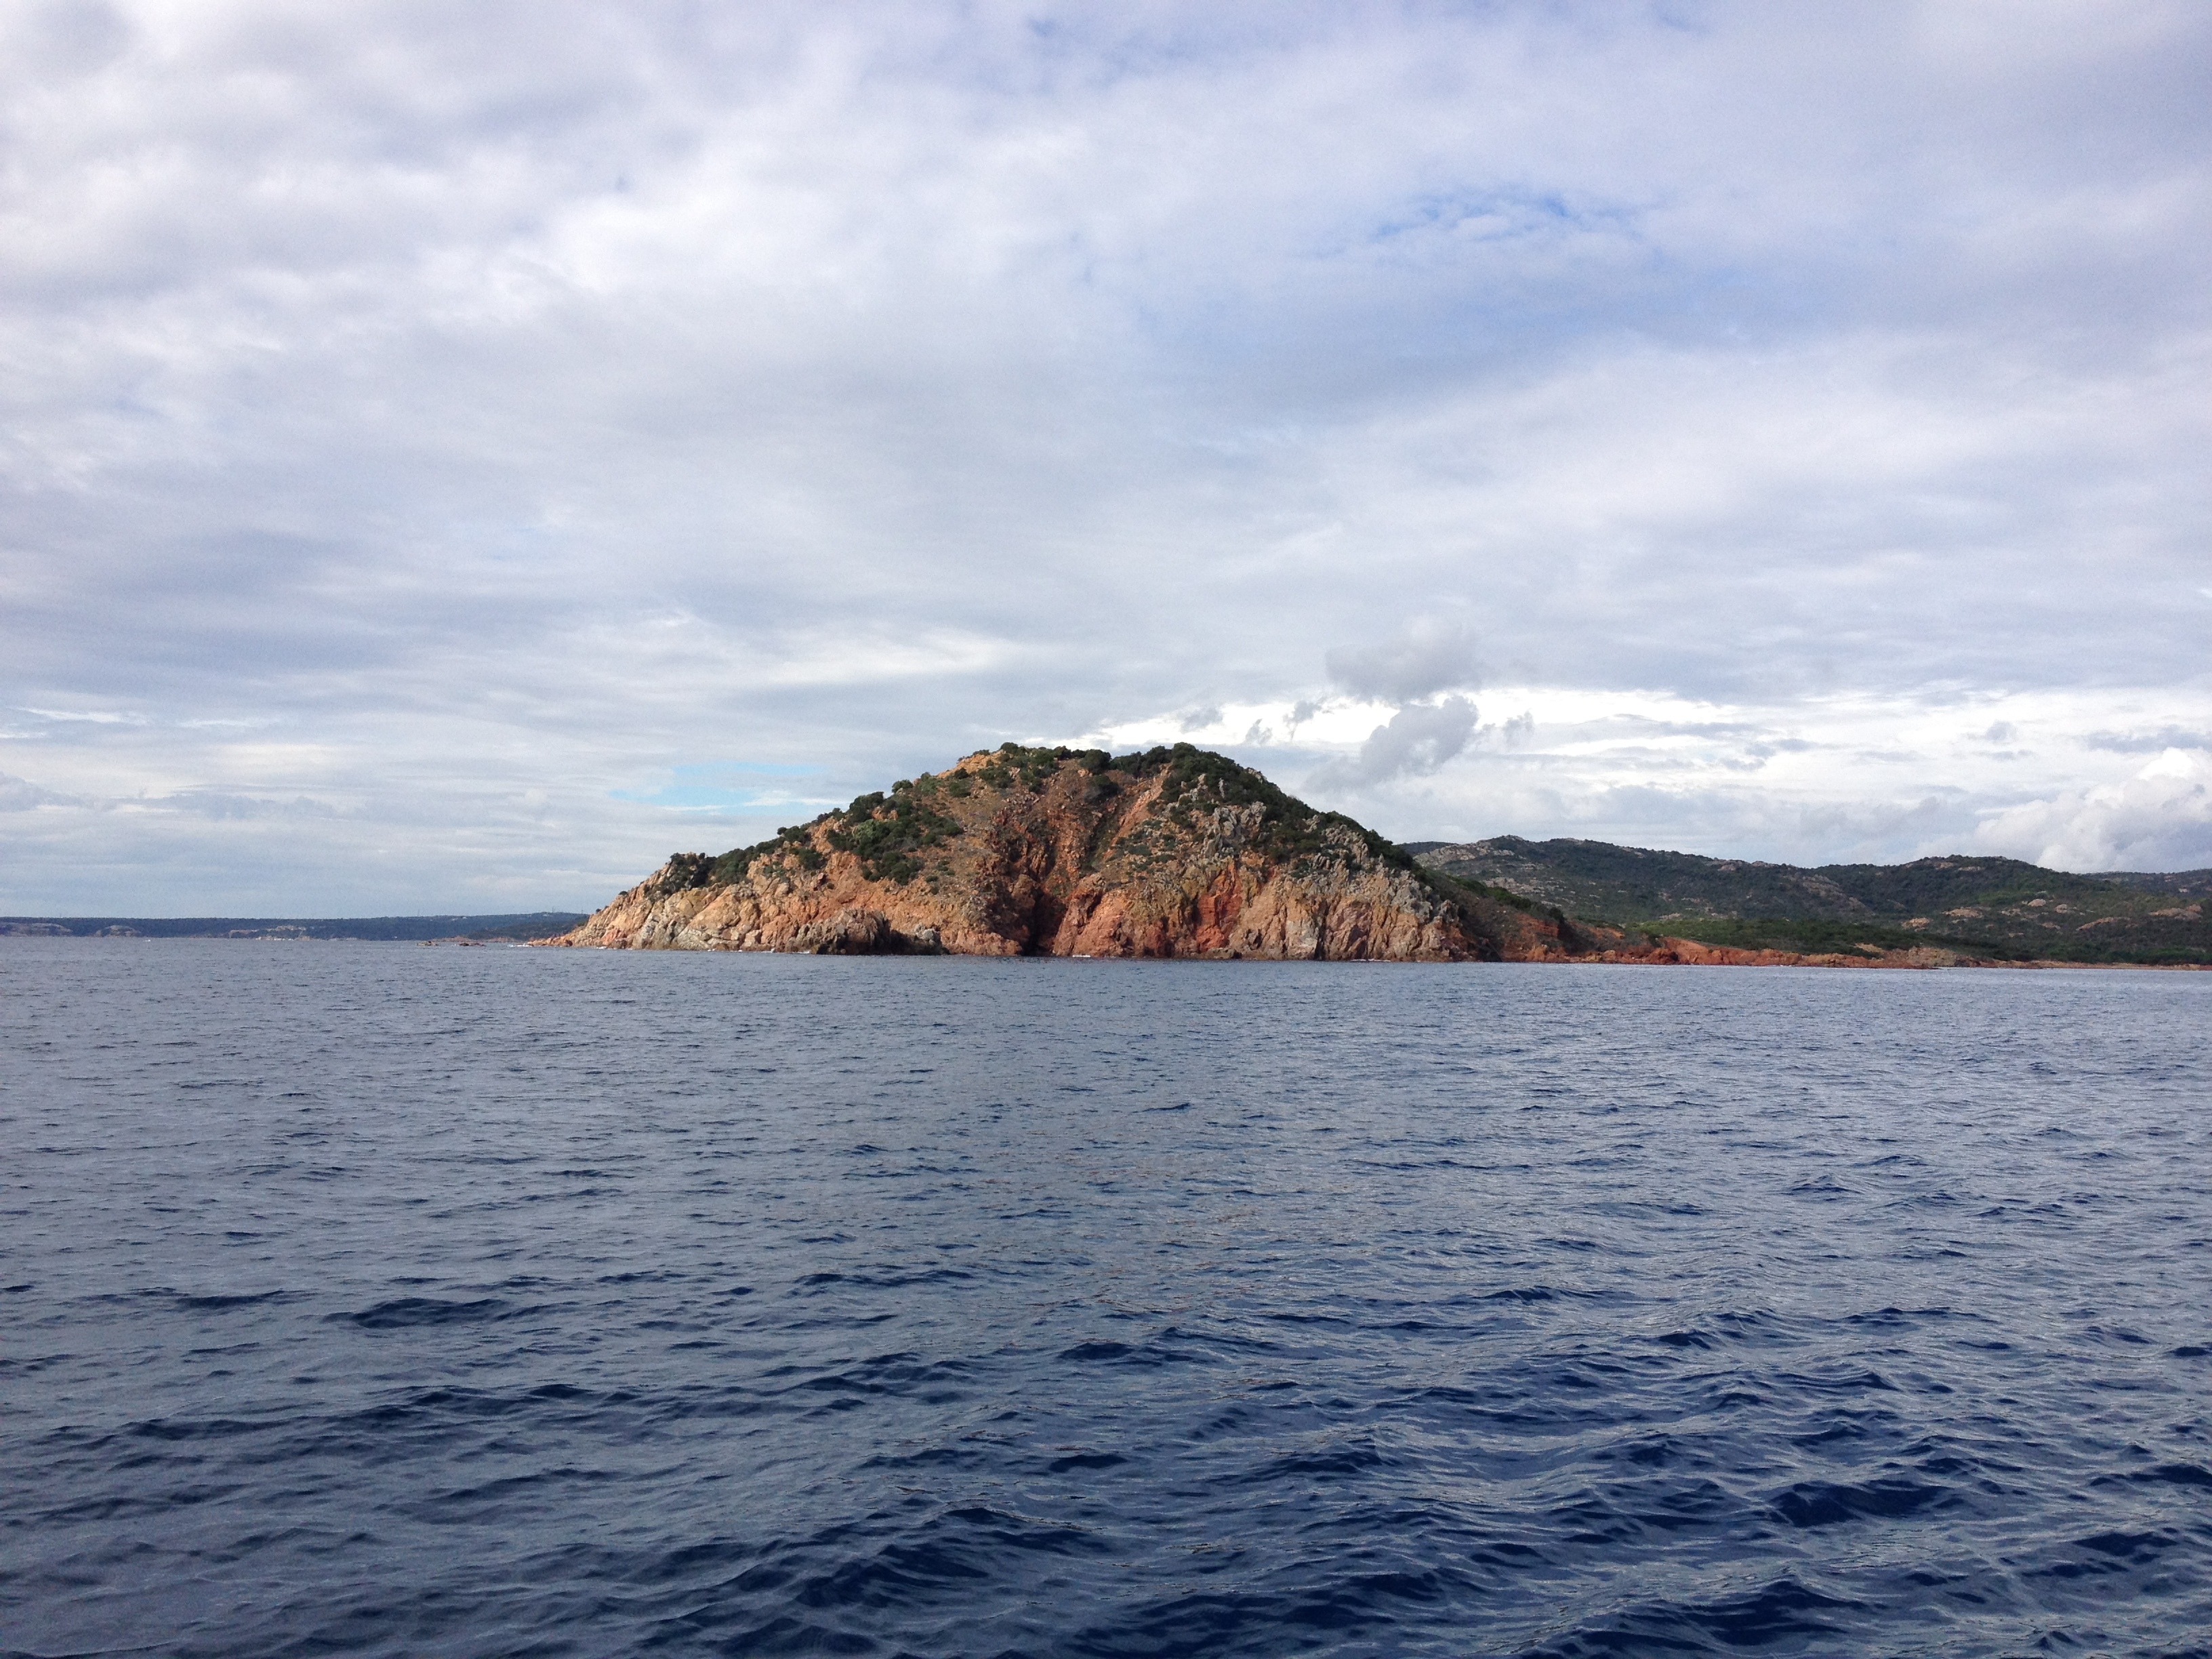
1324 619 1483 705
20 708 144 725
2083 726 2212 754
150 791 336 821
1972 749 2212 872
1307 696 1479 790
0 771 330 820
0 773 85 811
1312 617 1483 788
1067 682 2212 871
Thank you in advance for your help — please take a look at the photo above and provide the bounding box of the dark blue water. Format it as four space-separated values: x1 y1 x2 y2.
3 943 2209 1658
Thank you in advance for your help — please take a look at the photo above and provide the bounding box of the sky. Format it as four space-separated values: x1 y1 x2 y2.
3 0 2209 916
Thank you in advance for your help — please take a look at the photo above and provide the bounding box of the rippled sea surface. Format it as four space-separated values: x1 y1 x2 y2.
3 942 2210 1658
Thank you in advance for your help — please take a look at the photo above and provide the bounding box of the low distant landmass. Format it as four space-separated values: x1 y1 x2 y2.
0 914 588 943
547 743 2208 966
1409 838 2209 966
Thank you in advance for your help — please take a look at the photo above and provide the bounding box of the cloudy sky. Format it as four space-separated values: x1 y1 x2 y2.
4 0 2209 915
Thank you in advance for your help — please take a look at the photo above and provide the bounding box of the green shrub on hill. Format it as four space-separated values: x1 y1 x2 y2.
1424 868 1547 916
1097 742 1407 873
825 789 964 885
688 743 1447 894
1816 857 2122 916
704 815 842 884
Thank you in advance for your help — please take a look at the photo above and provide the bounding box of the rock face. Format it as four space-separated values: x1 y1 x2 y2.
551 743 1534 960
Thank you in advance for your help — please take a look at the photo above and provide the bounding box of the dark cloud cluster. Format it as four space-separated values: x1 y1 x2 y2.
1324 619 1482 708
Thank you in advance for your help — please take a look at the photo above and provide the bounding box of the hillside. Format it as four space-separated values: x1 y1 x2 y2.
1410 838 2210 964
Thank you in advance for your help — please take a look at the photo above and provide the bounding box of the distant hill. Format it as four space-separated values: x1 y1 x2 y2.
1407 838 2210 965
0 913 588 942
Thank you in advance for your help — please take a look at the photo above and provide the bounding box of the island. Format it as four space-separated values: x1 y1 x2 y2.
541 743 2210 966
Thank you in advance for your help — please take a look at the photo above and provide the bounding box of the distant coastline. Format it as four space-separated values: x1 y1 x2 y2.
0 913 588 943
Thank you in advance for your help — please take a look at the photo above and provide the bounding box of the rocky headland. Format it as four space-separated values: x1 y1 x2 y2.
546 744 1988 966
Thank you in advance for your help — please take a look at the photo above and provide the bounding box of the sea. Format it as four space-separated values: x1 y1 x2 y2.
2 939 2208 1658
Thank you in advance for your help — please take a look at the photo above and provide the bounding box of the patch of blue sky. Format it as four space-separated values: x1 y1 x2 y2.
611 763 832 813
